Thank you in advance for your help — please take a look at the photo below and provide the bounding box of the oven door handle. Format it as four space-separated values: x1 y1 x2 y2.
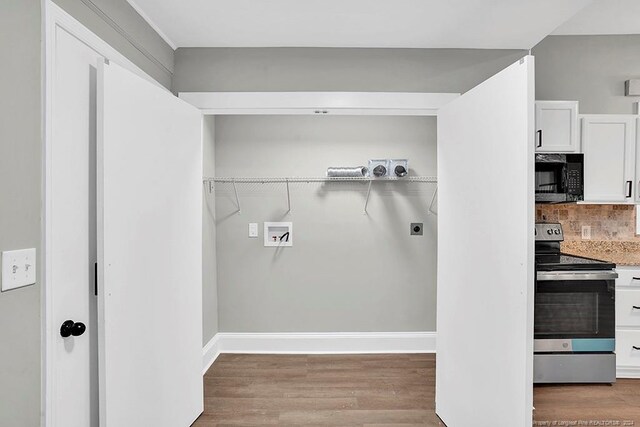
536 271 619 281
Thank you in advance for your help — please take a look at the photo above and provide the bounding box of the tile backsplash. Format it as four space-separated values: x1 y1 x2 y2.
536 204 639 241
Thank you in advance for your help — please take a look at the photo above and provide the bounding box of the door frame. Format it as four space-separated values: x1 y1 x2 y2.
42 2 163 425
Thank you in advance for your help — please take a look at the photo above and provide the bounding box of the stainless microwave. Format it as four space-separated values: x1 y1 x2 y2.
535 153 584 203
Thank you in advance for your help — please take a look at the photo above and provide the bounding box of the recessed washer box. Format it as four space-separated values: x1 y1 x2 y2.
264 222 293 247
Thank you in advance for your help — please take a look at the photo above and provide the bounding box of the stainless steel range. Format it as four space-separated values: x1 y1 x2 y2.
534 223 617 384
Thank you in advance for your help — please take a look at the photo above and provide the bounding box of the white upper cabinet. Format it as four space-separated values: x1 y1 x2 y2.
636 119 640 203
582 115 637 203
535 101 579 152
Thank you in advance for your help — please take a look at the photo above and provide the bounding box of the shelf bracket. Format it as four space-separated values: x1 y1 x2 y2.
286 179 291 214
429 186 438 216
363 180 373 215
208 180 213 194
232 179 241 214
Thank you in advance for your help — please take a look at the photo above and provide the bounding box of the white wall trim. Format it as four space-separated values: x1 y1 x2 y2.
202 335 221 375
617 366 640 379
125 0 178 50
179 92 459 116
203 332 436 371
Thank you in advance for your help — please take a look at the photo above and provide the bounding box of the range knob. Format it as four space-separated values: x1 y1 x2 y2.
554 229 561 235
547 229 553 235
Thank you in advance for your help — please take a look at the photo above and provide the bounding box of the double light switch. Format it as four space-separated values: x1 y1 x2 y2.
1 248 36 292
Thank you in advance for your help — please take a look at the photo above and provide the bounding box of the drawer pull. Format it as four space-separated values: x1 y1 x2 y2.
634 346 640 351
634 306 640 310
633 277 640 280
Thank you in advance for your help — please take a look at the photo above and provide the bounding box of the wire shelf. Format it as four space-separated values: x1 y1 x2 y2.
203 176 438 215
203 176 437 183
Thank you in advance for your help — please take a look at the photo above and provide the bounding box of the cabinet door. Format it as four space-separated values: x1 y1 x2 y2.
535 101 579 152
582 115 636 202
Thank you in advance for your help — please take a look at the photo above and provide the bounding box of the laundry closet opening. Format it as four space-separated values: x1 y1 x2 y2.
205 115 437 336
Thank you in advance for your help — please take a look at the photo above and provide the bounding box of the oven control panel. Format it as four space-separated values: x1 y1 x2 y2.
535 223 564 241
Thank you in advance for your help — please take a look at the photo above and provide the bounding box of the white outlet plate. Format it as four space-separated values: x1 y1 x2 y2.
248 223 259 238
264 222 293 247
581 225 591 240
1 248 36 292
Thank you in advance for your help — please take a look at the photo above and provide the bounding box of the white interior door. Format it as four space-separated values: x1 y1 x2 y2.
47 22 102 427
436 56 535 427
96 60 203 427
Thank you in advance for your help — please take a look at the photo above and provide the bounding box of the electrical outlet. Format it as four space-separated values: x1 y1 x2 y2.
581 225 591 240
410 223 423 236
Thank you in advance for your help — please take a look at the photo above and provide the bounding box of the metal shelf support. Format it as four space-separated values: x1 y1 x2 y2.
429 187 438 216
232 179 241 214
363 180 373 215
286 179 291 213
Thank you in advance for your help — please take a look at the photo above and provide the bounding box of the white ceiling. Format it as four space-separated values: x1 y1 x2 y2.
127 0 593 50
553 0 640 35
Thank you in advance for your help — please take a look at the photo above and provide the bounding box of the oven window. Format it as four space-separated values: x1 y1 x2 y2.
534 279 615 340
535 292 598 335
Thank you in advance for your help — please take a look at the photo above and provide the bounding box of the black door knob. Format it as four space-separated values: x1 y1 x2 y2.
60 320 86 338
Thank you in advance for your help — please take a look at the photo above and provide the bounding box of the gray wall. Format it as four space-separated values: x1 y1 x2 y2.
174 47 527 333
0 1 43 426
533 35 640 114
0 0 173 425
175 41 640 333
214 115 437 332
202 117 219 343
173 47 526 93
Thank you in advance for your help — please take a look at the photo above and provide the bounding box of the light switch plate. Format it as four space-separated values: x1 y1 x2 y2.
248 223 259 238
2 248 36 292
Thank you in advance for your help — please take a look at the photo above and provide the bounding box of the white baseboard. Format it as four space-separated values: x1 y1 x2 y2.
202 332 436 373
617 366 640 379
202 334 221 375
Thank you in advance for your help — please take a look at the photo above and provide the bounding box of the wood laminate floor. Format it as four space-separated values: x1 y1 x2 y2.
193 353 640 426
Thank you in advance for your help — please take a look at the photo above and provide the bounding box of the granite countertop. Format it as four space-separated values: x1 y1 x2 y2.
561 240 640 266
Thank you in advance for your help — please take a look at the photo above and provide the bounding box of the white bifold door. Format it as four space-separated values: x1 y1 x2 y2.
96 60 203 426
436 56 535 427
